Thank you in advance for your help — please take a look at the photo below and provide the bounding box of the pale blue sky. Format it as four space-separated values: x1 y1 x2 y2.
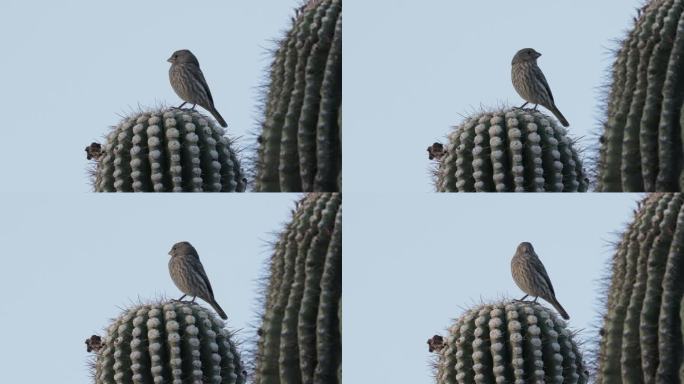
344 193 642 383
0 193 299 382
0 0 297 192
344 0 643 192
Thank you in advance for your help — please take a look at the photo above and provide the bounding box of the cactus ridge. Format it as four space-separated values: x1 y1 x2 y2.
92 107 245 192
253 193 341 384
254 0 342 192
93 301 246 384
598 0 684 191
435 107 588 192
597 193 684 383
434 300 588 384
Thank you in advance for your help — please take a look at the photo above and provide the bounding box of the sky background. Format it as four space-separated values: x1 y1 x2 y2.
345 0 644 192
344 193 643 383
0 193 299 383
0 0 299 192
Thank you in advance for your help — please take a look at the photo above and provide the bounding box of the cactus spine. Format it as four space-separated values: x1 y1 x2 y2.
91 108 245 192
435 301 587 383
254 0 342 192
597 0 684 191
597 193 684 383
435 108 588 192
253 193 342 383
93 301 245 384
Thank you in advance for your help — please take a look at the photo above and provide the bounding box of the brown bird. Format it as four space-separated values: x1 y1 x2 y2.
511 48 569 127
168 49 228 127
511 242 569 320
168 241 228 320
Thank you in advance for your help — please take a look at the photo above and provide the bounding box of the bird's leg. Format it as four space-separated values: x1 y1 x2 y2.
173 102 188 110
191 104 197 110
533 104 539 111
514 294 529 302
533 297 539 303
516 102 529 109
191 296 197 303
173 294 187 302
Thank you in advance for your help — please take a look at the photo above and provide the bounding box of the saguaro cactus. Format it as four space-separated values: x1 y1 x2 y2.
597 0 684 191
253 193 342 383
434 301 588 383
92 301 245 384
254 0 342 192
434 108 588 192
596 193 684 383
89 108 246 192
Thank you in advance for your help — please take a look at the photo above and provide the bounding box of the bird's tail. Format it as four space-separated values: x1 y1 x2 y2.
209 299 228 320
550 297 570 320
208 106 228 128
549 105 569 127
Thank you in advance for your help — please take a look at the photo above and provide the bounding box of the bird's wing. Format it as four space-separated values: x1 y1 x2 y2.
532 65 555 104
532 256 556 296
191 65 214 105
191 257 215 297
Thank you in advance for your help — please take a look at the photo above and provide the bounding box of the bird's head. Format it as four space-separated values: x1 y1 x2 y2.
512 48 541 65
169 241 196 257
167 49 199 65
516 242 534 253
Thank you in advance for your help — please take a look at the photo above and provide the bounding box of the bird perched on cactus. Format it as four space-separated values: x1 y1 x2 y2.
168 241 228 320
168 49 228 127
511 241 570 319
511 48 569 127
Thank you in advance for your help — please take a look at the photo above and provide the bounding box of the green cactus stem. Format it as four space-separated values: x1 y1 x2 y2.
596 193 684 383
597 0 684 191
253 193 341 384
254 0 342 192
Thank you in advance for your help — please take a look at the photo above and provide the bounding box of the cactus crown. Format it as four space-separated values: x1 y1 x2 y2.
597 0 684 191
434 300 588 384
90 107 246 192
92 301 246 384
253 0 342 192
434 107 588 192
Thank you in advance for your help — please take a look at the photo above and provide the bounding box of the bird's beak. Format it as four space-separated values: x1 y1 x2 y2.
167 57 173 63
535 52 542 59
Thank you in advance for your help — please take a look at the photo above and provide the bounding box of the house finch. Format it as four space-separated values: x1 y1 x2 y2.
511 48 569 127
168 49 228 127
168 241 228 320
511 242 569 320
